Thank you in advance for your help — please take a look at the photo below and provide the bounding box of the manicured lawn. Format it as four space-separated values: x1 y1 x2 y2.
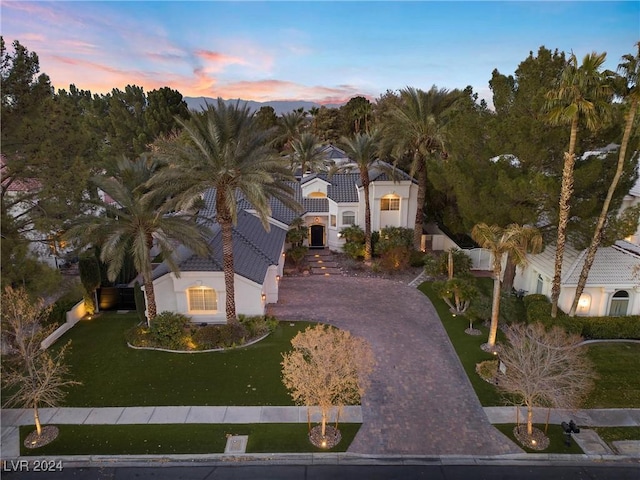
19 423 361 455
593 427 640 447
24 314 317 407
585 343 640 408
418 281 503 406
419 280 640 409
494 424 584 454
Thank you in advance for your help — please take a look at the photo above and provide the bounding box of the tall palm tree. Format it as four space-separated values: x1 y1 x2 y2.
569 44 640 316
153 99 299 324
471 223 543 350
545 51 613 317
335 130 382 262
290 132 328 176
66 156 211 326
384 86 460 250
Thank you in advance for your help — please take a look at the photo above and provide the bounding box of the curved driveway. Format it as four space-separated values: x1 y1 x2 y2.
269 275 520 455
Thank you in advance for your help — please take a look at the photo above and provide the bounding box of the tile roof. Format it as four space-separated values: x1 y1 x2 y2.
562 240 640 286
527 243 580 279
153 194 287 284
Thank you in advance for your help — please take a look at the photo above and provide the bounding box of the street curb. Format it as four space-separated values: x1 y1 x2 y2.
2 453 639 468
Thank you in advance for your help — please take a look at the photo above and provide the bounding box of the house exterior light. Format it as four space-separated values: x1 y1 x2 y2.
577 294 591 314
261 293 266 302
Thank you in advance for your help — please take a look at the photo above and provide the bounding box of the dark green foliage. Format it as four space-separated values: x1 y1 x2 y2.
522 294 640 339
579 316 640 340
191 323 248 350
423 249 472 278
133 281 146 324
47 295 81 327
286 218 307 247
239 315 278 338
376 227 413 254
149 311 190 349
287 245 308 266
340 225 366 259
409 250 426 267
79 252 101 312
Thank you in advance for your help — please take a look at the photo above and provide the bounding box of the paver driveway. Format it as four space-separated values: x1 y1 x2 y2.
269 275 521 455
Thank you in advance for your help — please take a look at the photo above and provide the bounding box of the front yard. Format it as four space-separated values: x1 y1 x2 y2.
7 314 318 407
418 281 640 409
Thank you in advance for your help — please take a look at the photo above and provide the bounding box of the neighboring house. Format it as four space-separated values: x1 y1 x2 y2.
150 158 419 322
513 148 640 317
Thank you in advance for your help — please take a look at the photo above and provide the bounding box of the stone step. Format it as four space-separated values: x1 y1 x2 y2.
307 261 339 268
306 249 333 258
311 266 342 276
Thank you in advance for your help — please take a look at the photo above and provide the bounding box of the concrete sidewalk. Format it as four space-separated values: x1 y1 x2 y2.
0 406 362 460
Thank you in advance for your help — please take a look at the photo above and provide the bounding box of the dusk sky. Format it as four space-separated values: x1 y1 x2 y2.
2 1 638 106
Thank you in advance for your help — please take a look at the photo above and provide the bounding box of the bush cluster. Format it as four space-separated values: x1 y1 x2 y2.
149 312 190 349
522 294 640 339
423 249 473 278
193 323 248 349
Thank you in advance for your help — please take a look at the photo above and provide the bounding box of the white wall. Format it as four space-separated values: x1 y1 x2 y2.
367 181 418 232
152 271 268 323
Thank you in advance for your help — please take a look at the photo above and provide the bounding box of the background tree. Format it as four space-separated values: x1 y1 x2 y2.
290 132 328 175
281 324 374 447
497 322 596 447
313 106 342 143
1 286 80 445
569 43 640 316
254 105 279 134
153 99 300 323
545 51 613 317
471 223 543 350
67 156 211 325
278 110 307 153
341 95 372 134
384 86 461 249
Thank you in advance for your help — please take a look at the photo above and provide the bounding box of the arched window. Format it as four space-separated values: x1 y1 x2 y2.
609 290 629 317
342 211 356 226
380 194 400 211
536 273 544 294
187 287 217 312
308 191 326 198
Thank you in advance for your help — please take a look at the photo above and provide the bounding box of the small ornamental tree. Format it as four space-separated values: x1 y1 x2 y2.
79 251 101 314
1 287 80 446
282 324 375 447
497 322 596 448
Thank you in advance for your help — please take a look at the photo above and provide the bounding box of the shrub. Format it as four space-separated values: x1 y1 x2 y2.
423 249 472 278
287 246 307 266
218 323 248 347
149 311 190 349
47 286 84 326
239 315 278 339
409 250 426 267
133 281 146 324
376 227 413 255
343 241 365 260
577 316 640 340
380 246 411 272
523 294 549 308
192 325 223 349
340 225 365 244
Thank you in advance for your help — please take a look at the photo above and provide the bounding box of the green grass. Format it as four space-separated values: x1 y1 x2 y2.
6 314 318 407
585 343 640 408
593 427 640 447
418 281 503 406
494 424 584 454
19 423 361 455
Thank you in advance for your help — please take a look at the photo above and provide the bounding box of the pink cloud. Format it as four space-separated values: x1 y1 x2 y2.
195 49 246 65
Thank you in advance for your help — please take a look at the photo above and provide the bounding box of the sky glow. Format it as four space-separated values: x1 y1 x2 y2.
2 1 638 106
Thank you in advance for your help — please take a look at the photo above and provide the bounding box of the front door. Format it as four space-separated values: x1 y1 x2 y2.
309 224 325 248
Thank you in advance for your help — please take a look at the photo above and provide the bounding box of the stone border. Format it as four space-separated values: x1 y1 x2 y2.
126 331 271 354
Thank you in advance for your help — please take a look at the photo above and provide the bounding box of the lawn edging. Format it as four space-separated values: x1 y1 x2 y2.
126 331 272 354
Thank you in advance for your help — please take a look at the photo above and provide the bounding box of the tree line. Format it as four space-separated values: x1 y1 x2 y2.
2 38 639 321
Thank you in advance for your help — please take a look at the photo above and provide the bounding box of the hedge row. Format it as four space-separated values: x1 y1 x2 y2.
524 295 640 340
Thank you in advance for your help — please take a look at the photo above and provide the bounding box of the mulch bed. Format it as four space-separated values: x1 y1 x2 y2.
513 425 550 450
24 426 59 449
308 424 342 449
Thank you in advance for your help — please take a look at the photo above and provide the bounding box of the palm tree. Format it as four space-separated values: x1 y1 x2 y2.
153 99 299 324
569 44 640 316
471 223 543 350
335 130 382 262
545 51 613 317
290 132 328 176
66 156 211 326
308 106 320 133
278 110 307 153
384 86 460 250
